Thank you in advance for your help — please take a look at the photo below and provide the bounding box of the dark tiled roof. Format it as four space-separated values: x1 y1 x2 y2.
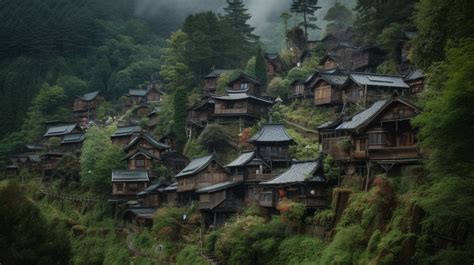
176 155 214 178
111 170 149 182
336 100 388 130
317 119 341 129
318 73 348 85
212 93 273 104
196 180 243 193
25 144 45 151
124 133 169 151
128 89 148 97
225 151 255 167
77 91 100 101
111 126 141 138
44 124 79 137
261 161 324 185
248 124 294 143
137 182 169 196
125 207 156 219
204 69 232 79
405 69 424 81
348 73 409 88
228 73 262 86
122 148 161 161
264 53 279 60
163 182 178 191
61 133 85 144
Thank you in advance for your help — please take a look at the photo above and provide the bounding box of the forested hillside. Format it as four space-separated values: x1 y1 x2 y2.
1 0 474 264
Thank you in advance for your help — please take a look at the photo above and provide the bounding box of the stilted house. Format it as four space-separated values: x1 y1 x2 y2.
112 170 150 199
197 180 244 228
248 124 294 168
259 160 328 209
405 70 425 96
175 155 229 204
226 73 263 96
111 125 141 146
137 181 170 208
186 97 215 138
203 69 231 94
311 73 348 106
342 73 409 106
73 91 105 120
212 92 273 129
318 97 422 180
40 152 65 178
264 53 282 77
60 133 85 153
289 79 313 100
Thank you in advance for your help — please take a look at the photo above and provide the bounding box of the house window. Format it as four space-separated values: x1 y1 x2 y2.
224 102 235 109
116 183 124 191
129 183 139 192
136 159 145 168
368 133 386 145
240 83 249 90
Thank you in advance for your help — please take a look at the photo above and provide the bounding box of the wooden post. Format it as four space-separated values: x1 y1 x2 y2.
365 161 372 192
213 212 217 228
364 85 368 107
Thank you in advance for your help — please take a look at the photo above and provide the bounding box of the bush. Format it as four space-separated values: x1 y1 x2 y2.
276 235 325 265
318 225 366 265
277 199 306 233
176 245 208 265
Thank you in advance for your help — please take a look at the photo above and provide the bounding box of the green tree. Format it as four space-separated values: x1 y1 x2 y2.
173 87 188 148
324 2 354 35
290 0 322 41
254 45 267 85
267 77 290 100
198 124 236 154
160 30 194 89
244 57 256 78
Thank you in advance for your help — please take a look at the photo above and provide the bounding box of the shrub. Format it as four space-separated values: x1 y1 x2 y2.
276 235 325 265
318 225 366 265
176 245 208 265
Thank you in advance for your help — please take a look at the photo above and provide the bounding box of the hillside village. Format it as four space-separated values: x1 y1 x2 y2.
1 0 473 264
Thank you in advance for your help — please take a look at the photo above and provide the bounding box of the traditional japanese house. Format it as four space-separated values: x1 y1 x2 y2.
248 124 294 168
122 132 169 177
225 150 273 203
60 133 85 153
40 152 65 178
312 73 348 106
197 180 245 228
159 133 178 152
161 151 189 174
264 53 282 77
123 207 156 229
162 182 178 206
111 125 141 146
319 54 342 70
147 110 160 131
342 73 409 106
17 154 43 174
112 170 150 199
5 164 19 177
318 97 422 181
405 69 425 96
125 85 163 107
175 155 229 204
203 69 231 94
351 45 385 72
186 97 215 138
44 123 82 141
227 73 263 96
259 160 328 209
212 92 273 129
73 91 105 120
137 181 170 208
289 79 313 100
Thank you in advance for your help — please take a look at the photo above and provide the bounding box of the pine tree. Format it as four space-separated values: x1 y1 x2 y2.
254 45 267 85
173 87 188 149
290 0 322 41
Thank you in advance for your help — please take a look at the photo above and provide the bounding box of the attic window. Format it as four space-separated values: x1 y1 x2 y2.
240 83 249 90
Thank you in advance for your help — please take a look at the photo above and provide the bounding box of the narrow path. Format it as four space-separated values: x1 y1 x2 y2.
284 119 318 137
39 188 101 203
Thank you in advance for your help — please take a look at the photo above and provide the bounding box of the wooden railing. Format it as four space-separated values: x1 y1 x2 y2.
368 145 421 160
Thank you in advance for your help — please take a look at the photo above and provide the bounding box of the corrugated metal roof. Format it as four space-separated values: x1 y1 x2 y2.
336 100 388 130
196 180 243 193
111 126 141 138
44 124 78 137
349 73 409 88
248 124 294 143
176 155 214 178
261 161 323 185
61 133 85 144
111 170 149 182
225 151 255 167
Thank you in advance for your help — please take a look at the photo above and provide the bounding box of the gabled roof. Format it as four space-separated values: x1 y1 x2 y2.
316 73 348 86
163 182 178 191
76 91 101 101
137 181 170 196
264 53 279 61
248 124 294 144
317 119 342 130
319 53 341 65
196 180 243 194
111 170 149 182
61 133 85 144
44 124 80 137
225 151 255 168
176 155 218 178
347 73 409 88
336 98 421 132
227 73 262 86
124 133 169 151
204 69 232 79
124 207 156 219
405 69 425 81
128 89 148 97
122 148 161 161
111 126 141 138
212 93 273 104
261 161 324 185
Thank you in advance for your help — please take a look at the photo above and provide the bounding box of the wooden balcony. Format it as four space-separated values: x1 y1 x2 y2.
214 108 260 117
247 173 278 182
368 145 421 161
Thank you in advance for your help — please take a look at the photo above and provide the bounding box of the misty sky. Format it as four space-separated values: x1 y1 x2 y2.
133 0 356 51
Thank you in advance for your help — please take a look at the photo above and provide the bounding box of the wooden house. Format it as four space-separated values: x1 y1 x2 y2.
225 150 273 203
318 97 422 179
227 73 263 96
111 125 141 146
137 181 170 208
248 124 294 168
310 73 348 106
159 133 178 152
147 110 160 131
289 79 313 100
60 133 85 153
112 170 149 199
186 97 215 138
12 154 42 175
5 164 19 177
73 91 105 120
44 123 82 141
122 133 169 177
203 69 231 94
197 180 244 228
212 92 273 129
351 45 385 72
260 161 328 209
175 155 229 204
319 54 342 70
40 152 65 178
123 207 156 229
405 70 425 96
264 53 282 77
125 85 163 107
161 151 189 174
342 73 409 106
